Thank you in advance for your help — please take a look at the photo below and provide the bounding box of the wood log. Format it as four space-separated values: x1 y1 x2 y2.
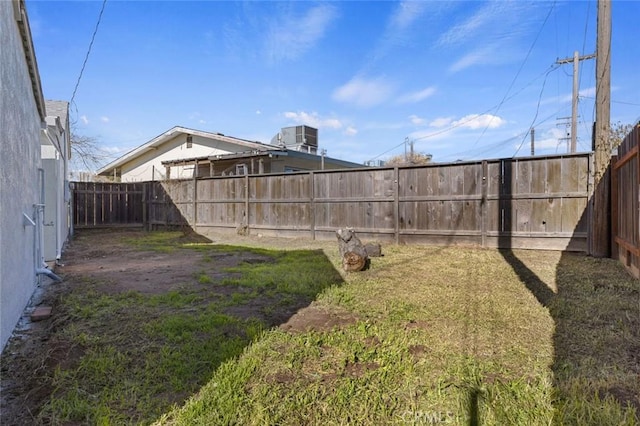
336 228 368 272
364 243 382 257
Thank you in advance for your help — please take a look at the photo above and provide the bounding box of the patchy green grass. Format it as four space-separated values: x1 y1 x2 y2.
157 245 639 426
32 235 343 425
16 231 638 425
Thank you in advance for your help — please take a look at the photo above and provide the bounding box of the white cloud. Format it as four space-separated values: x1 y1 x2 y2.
332 76 394 108
452 114 506 130
429 117 453 128
578 87 596 99
440 2 544 72
265 4 337 63
449 45 498 73
344 126 358 136
541 86 597 106
361 1 439 71
398 86 436 104
255 110 262 115
80 115 89 125
438 2 499 47
438 1 532 47
390 1 429 31
283 111 343 129
409 115 426 125
534 128 569 151
103 146 128 155
100 116 110 123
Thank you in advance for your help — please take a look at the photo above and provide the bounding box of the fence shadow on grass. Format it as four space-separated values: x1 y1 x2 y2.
1 226 346 426
496 160 640 424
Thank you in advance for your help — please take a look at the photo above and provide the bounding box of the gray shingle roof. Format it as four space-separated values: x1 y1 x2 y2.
45 100 69 129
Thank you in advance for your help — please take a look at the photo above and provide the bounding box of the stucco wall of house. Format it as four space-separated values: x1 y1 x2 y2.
0 1 45 351
41 113 71 261
118 134 249 182
45 102 72 260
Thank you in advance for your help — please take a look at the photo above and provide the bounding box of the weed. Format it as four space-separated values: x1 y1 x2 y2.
19 232 638 425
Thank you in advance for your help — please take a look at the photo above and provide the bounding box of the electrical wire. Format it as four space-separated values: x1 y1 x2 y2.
365 140 405 162
469 0 557 148
581 96 640 107
366 63 561 163
368 4 561 163
441 106 566 161
512 64 560 157
69 0 108 107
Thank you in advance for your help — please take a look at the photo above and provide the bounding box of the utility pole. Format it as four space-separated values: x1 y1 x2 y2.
556 51 595 153
556 116 572 152
409 139 414 163
591 0 612 257
530 128 535 156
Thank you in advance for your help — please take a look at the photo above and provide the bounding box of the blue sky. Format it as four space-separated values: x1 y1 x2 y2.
27 0 639 168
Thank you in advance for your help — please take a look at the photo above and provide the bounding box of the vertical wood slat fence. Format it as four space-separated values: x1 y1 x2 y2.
72 153 593 251
72 182 145 228
140 153 592 251
612 124 640 277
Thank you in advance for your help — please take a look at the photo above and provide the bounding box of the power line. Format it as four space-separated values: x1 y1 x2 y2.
512 65 559 157
470 0 557 148
367 139 407 162
435 106 566 162
70 0 108 107
581 96 640 107
366 63 561 163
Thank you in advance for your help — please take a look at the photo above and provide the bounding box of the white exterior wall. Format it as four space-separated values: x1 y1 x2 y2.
119 134 241 182
41 115 71 261
0 2 45 350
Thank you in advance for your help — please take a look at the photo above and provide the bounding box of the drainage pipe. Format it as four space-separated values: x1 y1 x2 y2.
36 267 62 282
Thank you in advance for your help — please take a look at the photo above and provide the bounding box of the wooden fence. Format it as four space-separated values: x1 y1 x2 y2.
72 153 592 251
140 153 591 251
72 182 145 228
612 124 640 277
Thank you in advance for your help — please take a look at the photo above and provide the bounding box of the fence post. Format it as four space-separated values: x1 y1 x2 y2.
193 175 198 231
92 182 97 227
610 155 618 259
142 183 148 231
310 171 316 240
481 160 488 247
394 166 399 244
244 175 250 232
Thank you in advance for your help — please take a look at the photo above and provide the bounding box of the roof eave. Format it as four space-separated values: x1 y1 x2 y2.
97 126 271 174
14 0 46 123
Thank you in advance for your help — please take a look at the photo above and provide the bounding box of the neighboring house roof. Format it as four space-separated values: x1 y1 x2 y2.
97 126 363 175
160 148 362 170
97 126 270 175
45 100 69 129
44 101 70 157
14 0 46 122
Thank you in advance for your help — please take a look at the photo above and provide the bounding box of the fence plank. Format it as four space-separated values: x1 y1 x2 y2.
612 124 640 277
72 153 592 250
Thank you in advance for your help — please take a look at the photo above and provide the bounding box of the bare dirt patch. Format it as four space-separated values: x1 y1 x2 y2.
279 303 358 333
0 228 344 425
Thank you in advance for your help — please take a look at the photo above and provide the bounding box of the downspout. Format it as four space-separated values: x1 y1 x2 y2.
36 267 62 282
35 168 62 283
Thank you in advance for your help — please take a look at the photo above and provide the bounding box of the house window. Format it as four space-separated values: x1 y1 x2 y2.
186 135 193 148
236 164 248 175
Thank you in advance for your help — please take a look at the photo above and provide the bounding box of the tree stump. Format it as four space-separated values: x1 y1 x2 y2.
336 228 368 272
364 242 382 257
